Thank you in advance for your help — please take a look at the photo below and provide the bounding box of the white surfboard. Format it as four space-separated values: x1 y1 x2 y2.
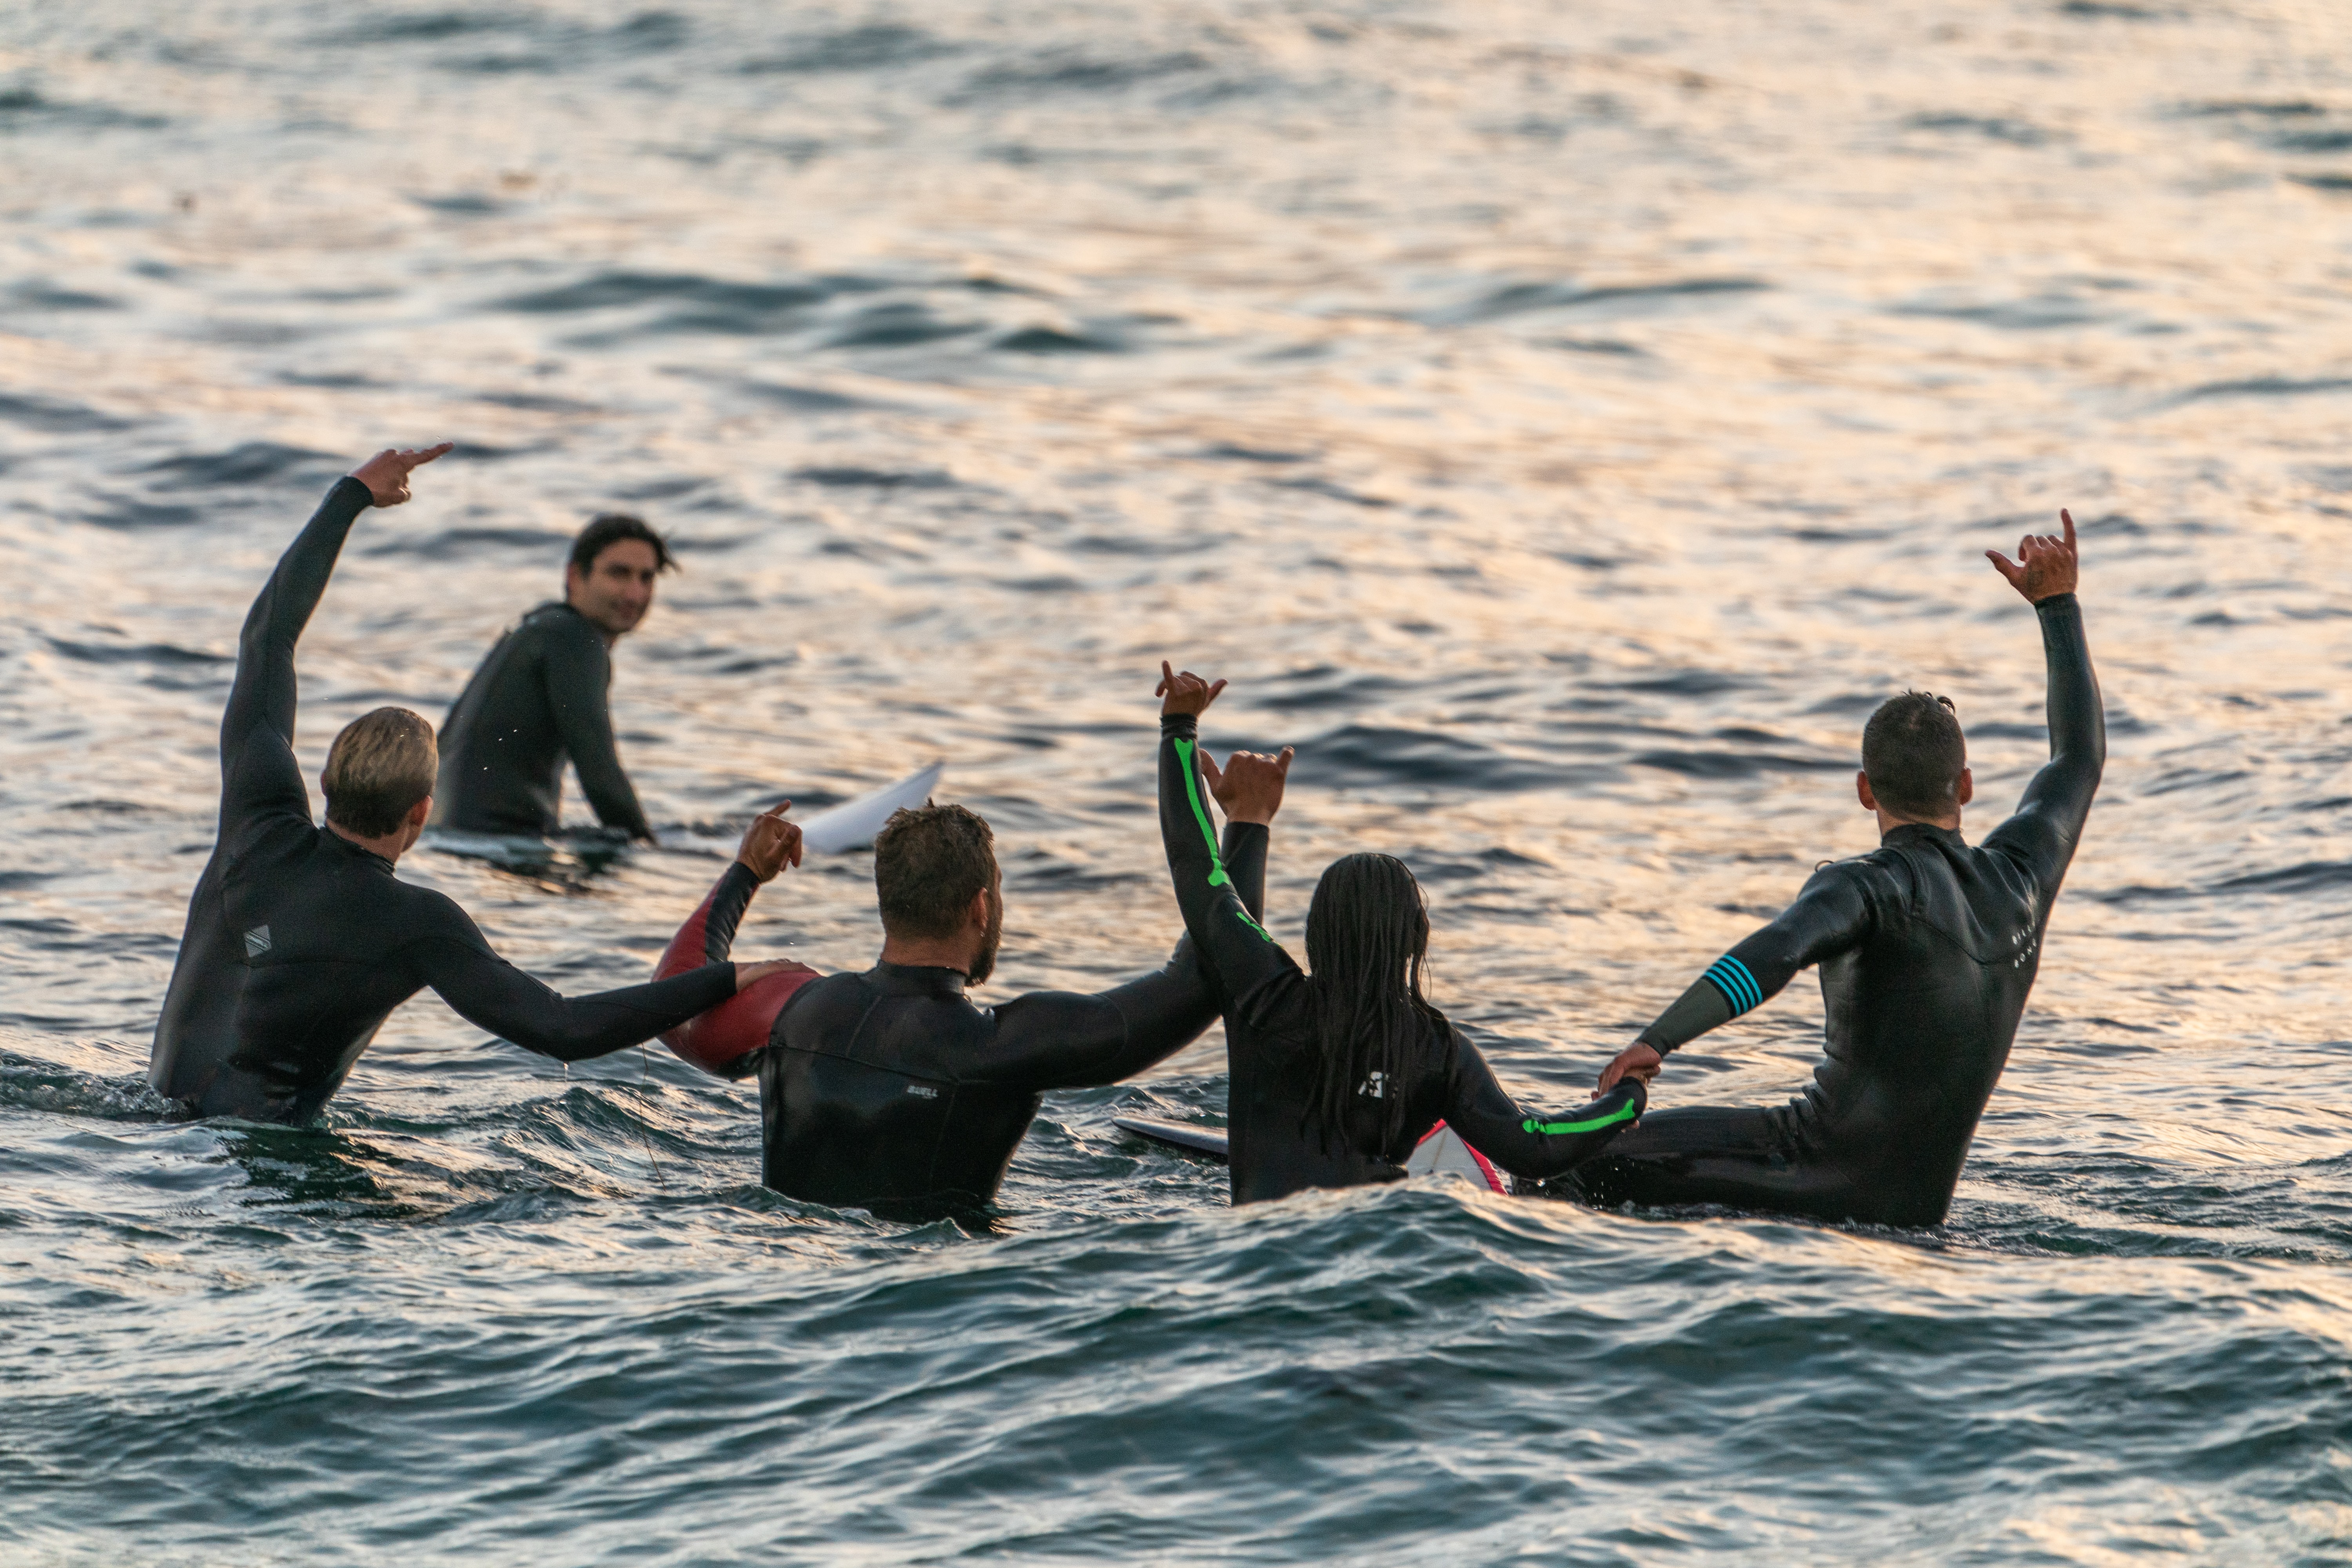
797 762 944 855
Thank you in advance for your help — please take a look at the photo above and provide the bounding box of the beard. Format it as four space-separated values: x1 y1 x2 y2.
965 890 1004 986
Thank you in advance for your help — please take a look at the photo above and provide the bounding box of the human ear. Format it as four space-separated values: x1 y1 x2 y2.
1856 770 1877 811
1956 768 1974 807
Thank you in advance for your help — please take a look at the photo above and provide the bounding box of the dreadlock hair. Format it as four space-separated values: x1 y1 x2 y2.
1300 852 1450 1155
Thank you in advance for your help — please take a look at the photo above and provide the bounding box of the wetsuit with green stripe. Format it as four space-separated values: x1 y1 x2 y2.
1158 713 1645 1205
1564 592 2105 1227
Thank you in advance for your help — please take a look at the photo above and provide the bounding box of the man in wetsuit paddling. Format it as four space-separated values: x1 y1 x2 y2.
659 799 1267 1214
431 512 672 841
147 446 799 1124
1575 511 2103 1227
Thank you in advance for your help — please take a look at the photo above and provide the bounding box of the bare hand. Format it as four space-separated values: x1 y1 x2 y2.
1987 508 2080 603
1156 660 1227 718
1203 747 1293 826
1595 1042 1663 1097
734 801 802 883
735 959 801 993
349 442 454 507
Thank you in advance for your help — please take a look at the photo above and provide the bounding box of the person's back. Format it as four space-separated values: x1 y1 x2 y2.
1152 662 1644 1205
432 514 670 840
648 798 1267 1214
1575 512 2103 1227
151 451 778 1124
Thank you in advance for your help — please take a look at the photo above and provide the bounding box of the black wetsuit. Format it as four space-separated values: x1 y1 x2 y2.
432 601 651 839
1567 593 2104 1227
1158 715 1646 1205
681 829 1268 1213
147 478 740 1124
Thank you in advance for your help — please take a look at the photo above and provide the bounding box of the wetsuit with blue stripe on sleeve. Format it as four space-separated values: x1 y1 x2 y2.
1564 592 2105 1227
1158 713 1645 1205
146 478 740 1125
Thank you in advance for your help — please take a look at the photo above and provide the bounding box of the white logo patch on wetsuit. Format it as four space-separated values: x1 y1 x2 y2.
906 1084 938 1099
1358 1071 1387 1099
243 925 272 959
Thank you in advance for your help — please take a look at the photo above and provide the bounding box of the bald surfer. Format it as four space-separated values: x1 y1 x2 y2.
647 797 1267 1215
430 512 671 842
147 446 799 1124
1570 512 2103 1227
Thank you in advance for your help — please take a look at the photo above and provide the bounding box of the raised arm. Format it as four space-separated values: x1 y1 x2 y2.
217 445 449 835
1595 864 1876 1093
1983 510 2104 890
1157 661 1297 1012
543 615 654 840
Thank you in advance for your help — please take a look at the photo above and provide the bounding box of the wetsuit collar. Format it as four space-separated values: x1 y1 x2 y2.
866 960 970 997
318 823 399 873
1880 821 1967 849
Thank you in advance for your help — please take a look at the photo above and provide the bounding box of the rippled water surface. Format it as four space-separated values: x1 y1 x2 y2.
5 0 2352 1561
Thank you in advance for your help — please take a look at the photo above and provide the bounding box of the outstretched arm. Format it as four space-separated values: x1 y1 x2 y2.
421 898 741 1063
543 617 655 840
1984 510 2104 891
1596 865 1875 1093
986 817 1272 1090
217 444 450 835
1435 1030 1647 1181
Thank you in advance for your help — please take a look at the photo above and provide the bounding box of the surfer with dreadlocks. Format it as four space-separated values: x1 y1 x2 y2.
1154 662 1645 1204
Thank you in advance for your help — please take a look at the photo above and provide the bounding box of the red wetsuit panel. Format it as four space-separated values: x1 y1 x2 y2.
655 864 818 1077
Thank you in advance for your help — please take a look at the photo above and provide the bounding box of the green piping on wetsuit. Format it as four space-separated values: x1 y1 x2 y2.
1173 736 1272 942
1522 1097 1642 1137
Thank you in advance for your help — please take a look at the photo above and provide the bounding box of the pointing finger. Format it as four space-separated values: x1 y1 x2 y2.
1157 659 1174 697
2060 507 2077 552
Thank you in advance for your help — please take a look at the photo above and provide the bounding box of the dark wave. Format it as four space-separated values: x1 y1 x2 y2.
1434 275 1766 326
1904 113 2054 146
0 392 132 432
739 24 958 74
136 442 341 487
2165 376 2352 405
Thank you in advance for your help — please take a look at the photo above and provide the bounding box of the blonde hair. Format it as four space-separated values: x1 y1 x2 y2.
322 708 437 837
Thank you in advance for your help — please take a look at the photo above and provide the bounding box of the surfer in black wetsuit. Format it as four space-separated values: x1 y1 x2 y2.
1570 512 2104 1228
652 795 1266 1214
147 448 801 1125
430 513 673 841
1154 664 1647 1206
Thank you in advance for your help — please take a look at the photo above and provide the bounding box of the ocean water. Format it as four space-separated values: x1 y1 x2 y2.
4 0 2351 1561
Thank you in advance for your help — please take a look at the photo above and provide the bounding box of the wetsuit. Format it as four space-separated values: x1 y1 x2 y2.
432 601 652 839
147 478 740 1124
1566 593 2104 1227
1158 715 1646 1205
654 833 1266 1214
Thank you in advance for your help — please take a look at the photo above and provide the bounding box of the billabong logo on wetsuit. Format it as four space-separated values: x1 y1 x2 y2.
243 925 272 960
906 1085 938 1099
1358 1071 1387 1099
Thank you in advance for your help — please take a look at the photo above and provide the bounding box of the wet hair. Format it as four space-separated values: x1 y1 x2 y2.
873 804 997 940
322 708 437 838
1862 691 1967 820
568 514 676 577
1301 853 1450 1154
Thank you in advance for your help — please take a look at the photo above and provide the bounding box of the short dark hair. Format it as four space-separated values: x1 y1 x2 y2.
873 805 996 939
1862 691 1966 819
323 708 437 837
569 513 675 576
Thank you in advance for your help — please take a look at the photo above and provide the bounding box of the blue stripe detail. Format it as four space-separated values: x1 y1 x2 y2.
1702 955 1762 1014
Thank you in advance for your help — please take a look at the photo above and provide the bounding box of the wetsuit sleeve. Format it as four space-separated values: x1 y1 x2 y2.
1434 1028 1648 1180
670 862 760 965
1160 713 1294 1008
1982 592 2104 895
417 895 737 1062
543 618 654 840
218 477 373 837
981 819 1270 1091
1634 864 1877 1054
